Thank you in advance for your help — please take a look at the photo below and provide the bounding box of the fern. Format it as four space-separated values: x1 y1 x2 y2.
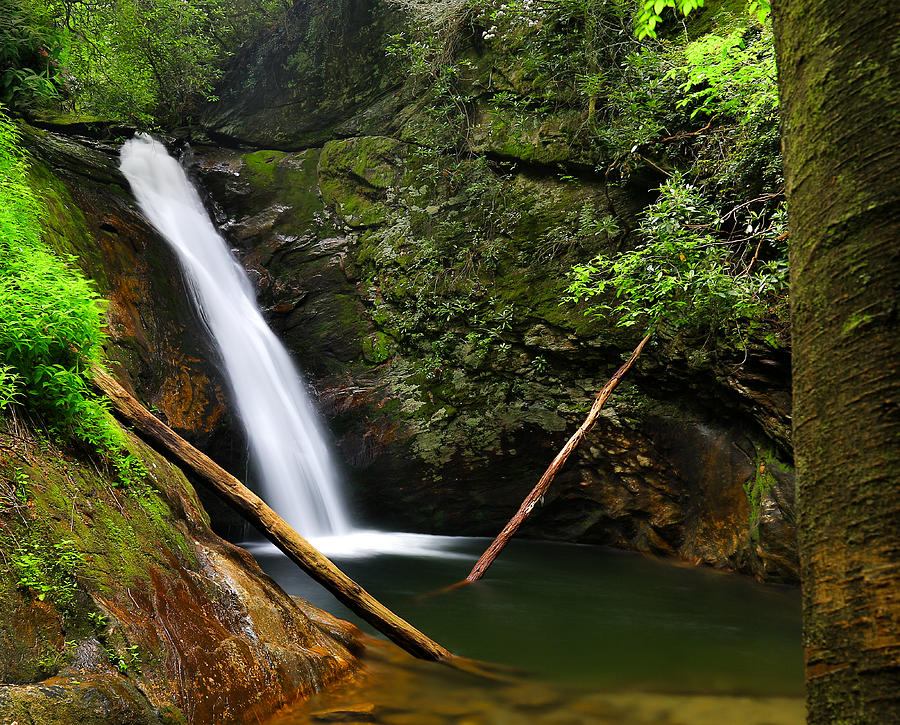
0 105 144 485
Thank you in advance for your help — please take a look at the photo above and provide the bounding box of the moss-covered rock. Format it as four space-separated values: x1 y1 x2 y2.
0 418 360 724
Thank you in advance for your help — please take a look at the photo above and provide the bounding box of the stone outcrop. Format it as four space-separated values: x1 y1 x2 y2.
202 0 403 149
188 0 797 583
0 421 362 724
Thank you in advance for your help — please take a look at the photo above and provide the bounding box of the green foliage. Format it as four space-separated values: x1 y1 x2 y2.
383 0 788 352
12 538 85 609
54 0 225 124
742 452 786 539
0 465 30 513
106 643 141 674
0 0 287 124
0 0 67 107
670 23 778 122
594 14 779 165
0 106 145 485
476 0 633 111
635 0 770 39
37 639 77 673
635 0 706 39
386 32 448 79
563 8 785 342
0 365 22 412
567 172 787 336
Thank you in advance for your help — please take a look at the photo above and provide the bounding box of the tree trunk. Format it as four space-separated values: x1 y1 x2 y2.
771 2 900 721
91 365 452 664
466 332 651 582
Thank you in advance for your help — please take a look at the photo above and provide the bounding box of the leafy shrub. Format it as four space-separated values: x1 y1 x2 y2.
12 538 85 609
0 0 289 124
0 106 143 484
567 172 787 337
0 365 22 412
0 0 66 108
635 0 771 40
564 8 786 343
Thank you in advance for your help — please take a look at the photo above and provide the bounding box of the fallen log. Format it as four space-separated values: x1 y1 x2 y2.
91 364 452 663
465 332 652 583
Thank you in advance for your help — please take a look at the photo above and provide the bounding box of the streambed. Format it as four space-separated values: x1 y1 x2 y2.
248 536 803 724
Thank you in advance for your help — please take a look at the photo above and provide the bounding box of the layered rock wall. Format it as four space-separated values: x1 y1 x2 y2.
191 138 796 582
187 0 799 582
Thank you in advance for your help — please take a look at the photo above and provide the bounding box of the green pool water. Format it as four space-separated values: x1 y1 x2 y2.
247 535 803 697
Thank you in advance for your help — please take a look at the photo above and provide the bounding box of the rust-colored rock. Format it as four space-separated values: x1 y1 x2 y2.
0 420 360 725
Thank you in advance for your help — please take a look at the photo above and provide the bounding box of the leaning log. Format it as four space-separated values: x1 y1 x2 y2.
466 332 652 582
91 365 452 663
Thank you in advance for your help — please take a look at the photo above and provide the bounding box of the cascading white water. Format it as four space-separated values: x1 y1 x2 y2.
120 134 350 538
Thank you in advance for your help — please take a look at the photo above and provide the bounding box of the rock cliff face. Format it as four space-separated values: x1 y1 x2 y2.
0 129 360 725
0 427 360 725
190 138 795 583
22 1 796 585
202 0 402 149
189 0 798 582
24 128 230 449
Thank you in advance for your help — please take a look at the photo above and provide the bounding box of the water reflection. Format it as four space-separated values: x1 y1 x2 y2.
267 637 804 725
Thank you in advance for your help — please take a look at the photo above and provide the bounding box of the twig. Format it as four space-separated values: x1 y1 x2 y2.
659 116 717 142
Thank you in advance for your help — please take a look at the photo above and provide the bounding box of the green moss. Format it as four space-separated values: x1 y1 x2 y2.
1 426 195 606
842 311 873 335
362 331 396 363
27 170 110 293
319 137 404 227
240 148 326 235
242 149 286 180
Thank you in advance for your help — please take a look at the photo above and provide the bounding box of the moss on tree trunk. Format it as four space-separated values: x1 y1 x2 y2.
772 0 900 721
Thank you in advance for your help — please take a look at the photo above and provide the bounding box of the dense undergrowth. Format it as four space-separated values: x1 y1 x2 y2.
0 106 143 485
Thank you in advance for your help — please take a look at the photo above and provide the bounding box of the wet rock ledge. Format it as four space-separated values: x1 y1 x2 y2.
0 419 362 725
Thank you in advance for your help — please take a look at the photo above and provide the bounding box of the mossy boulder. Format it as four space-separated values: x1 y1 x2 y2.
319 136 407 227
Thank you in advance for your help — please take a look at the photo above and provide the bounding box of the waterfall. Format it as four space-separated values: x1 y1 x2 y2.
120 134 350 538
